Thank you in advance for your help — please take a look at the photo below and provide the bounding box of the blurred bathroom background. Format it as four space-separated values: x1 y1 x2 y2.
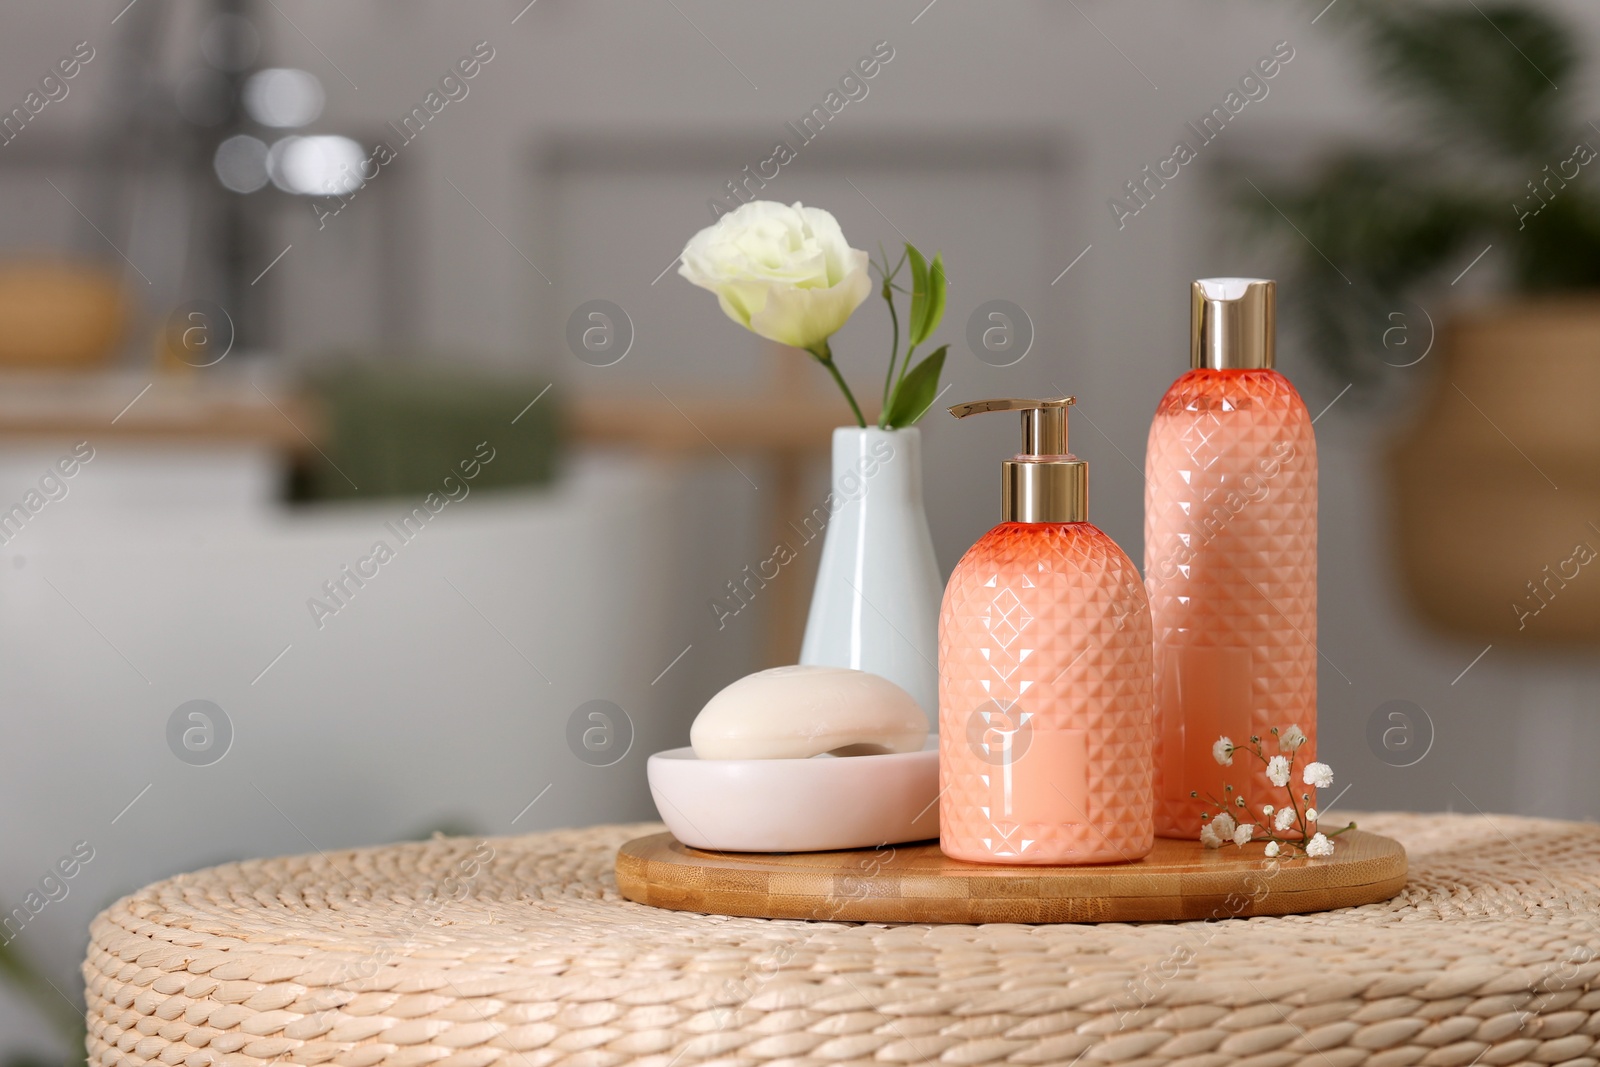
2 0 1598 1057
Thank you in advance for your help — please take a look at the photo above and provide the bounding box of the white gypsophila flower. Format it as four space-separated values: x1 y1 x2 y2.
1266 755 1291 787
1262 803 1274 816
1233 823 1255 846
1302 762 1334 789
1274 806 1295 832
1212 737 1234 766
1305 807 1318 822
1279 724 1307 751
1211 812 1236 840
1264 841 1280 858
1306 832 1334 858
679 200 871 350
1200 822 1223 849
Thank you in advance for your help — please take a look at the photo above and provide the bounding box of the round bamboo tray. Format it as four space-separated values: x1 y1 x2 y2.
616 829 1408 923
85 812 1600 1067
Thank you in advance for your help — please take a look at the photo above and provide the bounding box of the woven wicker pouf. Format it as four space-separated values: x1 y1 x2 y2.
86 813 1600 1067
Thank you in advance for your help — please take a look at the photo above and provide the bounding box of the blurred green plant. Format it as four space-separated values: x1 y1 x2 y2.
1234 0 1600 386
0 939 84 1066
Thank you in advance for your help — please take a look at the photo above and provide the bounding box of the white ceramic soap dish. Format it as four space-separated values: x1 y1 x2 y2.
647 739 938 853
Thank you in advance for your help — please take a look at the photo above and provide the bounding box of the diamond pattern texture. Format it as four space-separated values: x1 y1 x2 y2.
1145 369 1318 838
940 522 1154 864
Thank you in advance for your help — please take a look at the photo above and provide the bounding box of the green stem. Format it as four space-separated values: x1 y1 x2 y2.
1280 748 1307 840
1238 737 1307 844
879 282 901 428
898 342 918 394
810 342 867 428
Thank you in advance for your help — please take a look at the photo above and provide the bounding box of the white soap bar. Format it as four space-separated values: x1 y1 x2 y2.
691 665 928 760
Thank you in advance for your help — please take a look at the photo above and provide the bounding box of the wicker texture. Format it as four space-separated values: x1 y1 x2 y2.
86 812 1600 1067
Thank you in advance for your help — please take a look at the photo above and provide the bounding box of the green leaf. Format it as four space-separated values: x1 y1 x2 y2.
1353 0 1575 162
924 252 947 340
884 345 947 428
905 244 930 346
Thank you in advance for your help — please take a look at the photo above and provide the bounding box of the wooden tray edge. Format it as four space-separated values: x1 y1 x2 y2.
615 832 1409 925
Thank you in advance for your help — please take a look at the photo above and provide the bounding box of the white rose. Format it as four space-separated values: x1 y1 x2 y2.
679 200 872 351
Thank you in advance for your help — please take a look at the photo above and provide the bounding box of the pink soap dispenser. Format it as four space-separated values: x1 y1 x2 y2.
1145 279 1319 839
940 397 1154 865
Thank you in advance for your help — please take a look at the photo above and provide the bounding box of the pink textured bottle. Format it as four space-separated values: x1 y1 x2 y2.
941 397 1154 865
1146 279 1318 838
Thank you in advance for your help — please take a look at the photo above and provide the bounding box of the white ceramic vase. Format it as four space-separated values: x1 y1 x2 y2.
799 426 942 725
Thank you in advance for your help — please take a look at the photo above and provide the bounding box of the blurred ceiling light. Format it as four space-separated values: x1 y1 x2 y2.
213 134 270 193
200 13 259 73
177 68 231 126
267 135 364 195
244 68 325 128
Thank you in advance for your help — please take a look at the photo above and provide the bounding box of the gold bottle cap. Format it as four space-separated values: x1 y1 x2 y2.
949 396 1086 523
1191 277 1275 370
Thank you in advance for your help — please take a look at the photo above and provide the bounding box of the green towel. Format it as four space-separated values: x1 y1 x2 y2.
298 362 562 502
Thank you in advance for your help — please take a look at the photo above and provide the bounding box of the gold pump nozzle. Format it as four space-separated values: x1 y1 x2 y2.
949 396 1087 523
